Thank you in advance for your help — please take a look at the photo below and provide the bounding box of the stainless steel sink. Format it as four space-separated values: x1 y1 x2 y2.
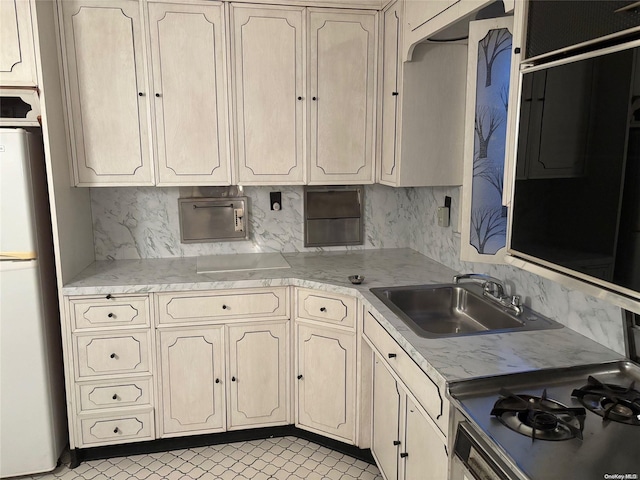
370 283 563 338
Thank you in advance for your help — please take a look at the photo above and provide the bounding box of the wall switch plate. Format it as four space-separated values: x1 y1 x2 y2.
270 191 282 211
438 206 450 227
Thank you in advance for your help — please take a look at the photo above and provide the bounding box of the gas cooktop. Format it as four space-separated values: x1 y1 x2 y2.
450 361 640 480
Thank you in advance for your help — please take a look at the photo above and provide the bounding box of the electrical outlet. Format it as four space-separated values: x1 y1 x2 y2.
438 206 450 227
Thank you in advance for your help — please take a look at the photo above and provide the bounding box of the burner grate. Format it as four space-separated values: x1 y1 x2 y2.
571 375 640 426
491 388 586 441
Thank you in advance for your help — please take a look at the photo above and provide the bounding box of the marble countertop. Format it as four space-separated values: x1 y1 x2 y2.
63 249 624 385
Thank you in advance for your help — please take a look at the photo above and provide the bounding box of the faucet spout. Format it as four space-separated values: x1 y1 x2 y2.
452 273 523 315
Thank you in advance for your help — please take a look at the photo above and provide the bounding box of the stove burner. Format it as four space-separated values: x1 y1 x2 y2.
571 376 640 426
491 389 586 441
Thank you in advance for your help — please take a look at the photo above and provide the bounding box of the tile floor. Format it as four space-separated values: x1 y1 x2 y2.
18 437 383 480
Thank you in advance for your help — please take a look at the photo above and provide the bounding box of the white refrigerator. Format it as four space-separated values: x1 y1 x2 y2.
0 128 67 477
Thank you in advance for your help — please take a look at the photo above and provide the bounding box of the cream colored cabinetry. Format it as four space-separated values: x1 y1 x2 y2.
364 312 449 479
378 0 467 187
0 0 37 86
148 1 230 186
58 0 154 186
64 294 155 448
307 9 377 184
295 288 358 443
155 287 291 437
230 5 377 185
230 4 305 185
58 0 230 186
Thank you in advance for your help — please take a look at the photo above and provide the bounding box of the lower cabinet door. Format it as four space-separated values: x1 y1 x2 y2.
227 322 290 429
159 327 225 436
296 323 356 443
402 396 448 480
372 356 401 480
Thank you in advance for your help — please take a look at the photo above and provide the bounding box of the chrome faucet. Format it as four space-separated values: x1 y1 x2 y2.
453 273 524 315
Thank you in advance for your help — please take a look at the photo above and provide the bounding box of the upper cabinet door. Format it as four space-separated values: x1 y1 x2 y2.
308 9 376 185
148 2 231 186
59 0 154 186
231 5 305 185
0 0 37 86
379 1 402 185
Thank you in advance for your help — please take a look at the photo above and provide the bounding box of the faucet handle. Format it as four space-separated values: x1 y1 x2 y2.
511 295 522 307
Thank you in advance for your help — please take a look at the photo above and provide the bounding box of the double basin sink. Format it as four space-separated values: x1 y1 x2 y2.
370 283 563 338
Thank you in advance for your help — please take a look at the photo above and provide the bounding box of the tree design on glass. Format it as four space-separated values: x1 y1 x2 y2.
470 27 512 255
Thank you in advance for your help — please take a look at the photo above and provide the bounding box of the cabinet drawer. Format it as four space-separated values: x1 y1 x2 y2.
156 288 288 325
74 331 151 379
78 409 154 447
296 288 356 328
77 378 152 412
70 295 150 330
364 312 448 433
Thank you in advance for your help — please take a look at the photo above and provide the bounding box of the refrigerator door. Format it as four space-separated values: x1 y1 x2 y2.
0 260 65 476
0 128 38 258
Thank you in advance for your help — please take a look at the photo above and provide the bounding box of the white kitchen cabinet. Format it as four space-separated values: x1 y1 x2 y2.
0 0 38 86
58 0 154 186
230 4 305 185
379 0 467 187
158 327 226 436
230 5 376 185
227 321 291 429
371 353 448 480
307 9 377 185
296 322 357 443
148 1 231 186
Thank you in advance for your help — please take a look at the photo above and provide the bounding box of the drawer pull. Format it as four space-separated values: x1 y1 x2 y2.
112 394 118 400
107 313 114 318
231 376 236 382
215 378 220 384
106 294 113 299
113 427 119 433
297 374 303 380
110 353 116 359
393 440 401 446
222 305 228 310
320 307 327 312
388 353 397 358
400 452 408 458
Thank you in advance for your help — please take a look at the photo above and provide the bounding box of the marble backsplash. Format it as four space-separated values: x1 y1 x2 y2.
90 184 627 354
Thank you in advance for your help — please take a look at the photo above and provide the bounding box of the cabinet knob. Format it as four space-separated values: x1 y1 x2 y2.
297 374 303 380
113 427 119 433
393 440 401 446
108 313 114 318
138 92 144 97
400 452 408 458
388 353 397 358
112 394 118 400
312 96 317 101
110 353 116 359
392 91 399 96
297 96 302 100
215 378 220 384
320 307 327 312
232 376 236 382
155 93 161 97
106 294 113 299
222 305 228 310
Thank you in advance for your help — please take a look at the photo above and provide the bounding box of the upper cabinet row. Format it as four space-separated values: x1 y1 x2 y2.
58 0 377 186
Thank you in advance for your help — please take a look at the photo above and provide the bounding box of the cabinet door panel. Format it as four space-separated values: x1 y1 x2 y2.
403 396 448 480
231 5 304 184
149 2 230 185
159 328 225 436
308 9 376 184
60 0 153 185
0 0 37 86
227 322 289 428
372 356 400 480
296 323 355 443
